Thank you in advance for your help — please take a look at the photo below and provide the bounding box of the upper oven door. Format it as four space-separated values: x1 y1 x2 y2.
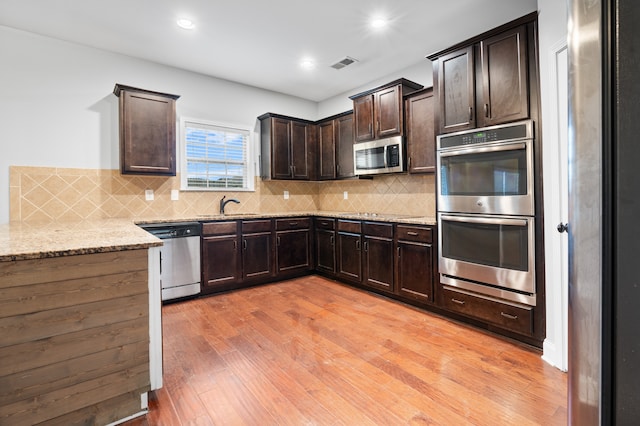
437 138 534 215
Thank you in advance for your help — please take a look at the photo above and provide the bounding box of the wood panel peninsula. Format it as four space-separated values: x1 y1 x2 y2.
0 219 161 425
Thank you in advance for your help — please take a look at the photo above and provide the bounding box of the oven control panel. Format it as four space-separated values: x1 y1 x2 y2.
437 120 532 149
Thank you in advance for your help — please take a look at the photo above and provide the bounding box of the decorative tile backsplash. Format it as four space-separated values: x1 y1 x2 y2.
9 166 435 222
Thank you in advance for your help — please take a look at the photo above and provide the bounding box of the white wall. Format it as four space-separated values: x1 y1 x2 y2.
0 25 318 224
537 0 569 370
318 60 433 118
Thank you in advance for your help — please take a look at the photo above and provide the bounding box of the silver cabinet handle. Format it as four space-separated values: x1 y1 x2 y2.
277 236 280 246
407 231 419 236
484 103 489 117
468 106 473 121
356 240 361 250
397 247 401 258
330 235 334 246
364 241 369 252
243 239 247 250
500 312 518 320
451 298 465 305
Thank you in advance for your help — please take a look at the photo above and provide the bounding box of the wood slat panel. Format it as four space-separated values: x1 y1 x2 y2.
0 340 148 406
0 249 147 289
0 364 150 426
0 269 147 318
0 292 148 348
0 316 148 376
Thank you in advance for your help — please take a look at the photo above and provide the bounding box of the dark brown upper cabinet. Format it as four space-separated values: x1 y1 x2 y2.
436 46 476 134
404 88 436 174
316 111 355 180
113 84 179 176
479 25 529 127
350 79 423 143
259 113 316 180
429 17 534 134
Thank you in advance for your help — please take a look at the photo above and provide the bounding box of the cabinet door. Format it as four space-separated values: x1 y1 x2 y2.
397 241 433 303
243 232 273 282
375 85 402 138
363 237 394 292
290 121 310 179
318 120 336 180
315 229 336 274
276 229 311 274
337 232 362 282
353 95 375 142
272 118 292 179
437 46 476 134
479 25 529 127
202 235 240 292
336 113 355 178
405 90 436 173
120 89 176 175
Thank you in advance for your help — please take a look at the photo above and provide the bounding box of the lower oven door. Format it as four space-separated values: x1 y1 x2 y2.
438 213 535 299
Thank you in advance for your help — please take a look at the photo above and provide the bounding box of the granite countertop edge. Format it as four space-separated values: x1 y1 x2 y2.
0 212 436 262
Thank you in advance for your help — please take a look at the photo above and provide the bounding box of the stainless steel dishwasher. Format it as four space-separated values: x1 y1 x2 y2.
141 222 201 302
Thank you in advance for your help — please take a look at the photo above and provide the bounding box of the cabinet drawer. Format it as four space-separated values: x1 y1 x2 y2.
275 217 310 230
362 221 393 238
396 225 432 243
338 220 361 233
242 219 272 233
441 287 533 336
315 217 335 230
202 221 238 236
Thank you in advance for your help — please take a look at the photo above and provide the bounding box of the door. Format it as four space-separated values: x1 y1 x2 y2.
276 229 311 273
397 240 433 303
318 120 336 180
243 232 273 281
363 236 394 292
202 235 240 290
290 121 310 179
336 114 355 178
375 85 402 138
405 89 436 173
437 46 475 134
272 118 292 179
479 25 529 127
316 229 336 274
353 95 374 142
337 232 362 282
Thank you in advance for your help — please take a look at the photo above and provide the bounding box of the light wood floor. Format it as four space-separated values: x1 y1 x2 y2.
125 275 567 425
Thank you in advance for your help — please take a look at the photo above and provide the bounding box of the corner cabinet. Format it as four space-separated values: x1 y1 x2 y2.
429 19 533 134
113 84 179 176
259 113 316 180
350 79 423 142
404 88 436 173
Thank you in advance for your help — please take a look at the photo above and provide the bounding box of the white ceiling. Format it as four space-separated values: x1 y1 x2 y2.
0 0 538 102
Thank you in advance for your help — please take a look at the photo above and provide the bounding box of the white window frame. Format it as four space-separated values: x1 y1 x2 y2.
179 117 255 191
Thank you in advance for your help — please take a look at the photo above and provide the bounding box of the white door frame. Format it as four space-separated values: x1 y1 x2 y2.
542 38 569 371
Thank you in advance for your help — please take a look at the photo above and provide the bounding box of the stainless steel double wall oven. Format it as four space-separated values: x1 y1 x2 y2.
436 120 536 306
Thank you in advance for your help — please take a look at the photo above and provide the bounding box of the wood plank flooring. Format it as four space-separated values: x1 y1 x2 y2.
124 276 567 425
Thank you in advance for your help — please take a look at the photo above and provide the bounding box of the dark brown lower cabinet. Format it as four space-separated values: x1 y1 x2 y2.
440 286 534 336
363 222 394 292
395 225 435 303
202 234 240 293
315 218 336 275
275 218 311 276
241 220 273 282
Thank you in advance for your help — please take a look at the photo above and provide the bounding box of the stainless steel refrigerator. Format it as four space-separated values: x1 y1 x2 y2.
568 0 640 424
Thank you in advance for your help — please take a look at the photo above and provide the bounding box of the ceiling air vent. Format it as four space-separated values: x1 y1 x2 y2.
330 56 359 70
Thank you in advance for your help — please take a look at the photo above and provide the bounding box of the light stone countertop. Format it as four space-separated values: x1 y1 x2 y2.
0 212 436 262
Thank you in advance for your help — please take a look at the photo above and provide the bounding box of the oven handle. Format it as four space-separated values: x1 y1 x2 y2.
438 141 527 158
440 214 529 227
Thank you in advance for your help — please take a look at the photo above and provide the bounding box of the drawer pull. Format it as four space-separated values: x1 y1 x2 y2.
451 298 465 305
320 221 329 226
407 231 419 236
289 221 299 226
500 312 518 320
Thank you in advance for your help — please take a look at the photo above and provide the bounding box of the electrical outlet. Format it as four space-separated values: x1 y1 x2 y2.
171 190 179 201
145 189 154 201
343 191 348 200
284 190 290 200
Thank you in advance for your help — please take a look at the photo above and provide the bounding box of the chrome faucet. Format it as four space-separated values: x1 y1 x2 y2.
219 195 240 214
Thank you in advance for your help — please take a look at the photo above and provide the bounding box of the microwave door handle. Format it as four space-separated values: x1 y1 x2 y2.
440 214 528 227
383 145 388 168
438 141 527 158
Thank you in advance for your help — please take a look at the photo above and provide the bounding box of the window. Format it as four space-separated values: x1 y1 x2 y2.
180 118 254 191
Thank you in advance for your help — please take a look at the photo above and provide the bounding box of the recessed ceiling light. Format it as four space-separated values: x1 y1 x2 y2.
371 17 388 29
300 59 315 70
177 18 195 30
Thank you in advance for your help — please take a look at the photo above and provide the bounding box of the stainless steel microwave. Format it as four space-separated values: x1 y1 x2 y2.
353 136 405 176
